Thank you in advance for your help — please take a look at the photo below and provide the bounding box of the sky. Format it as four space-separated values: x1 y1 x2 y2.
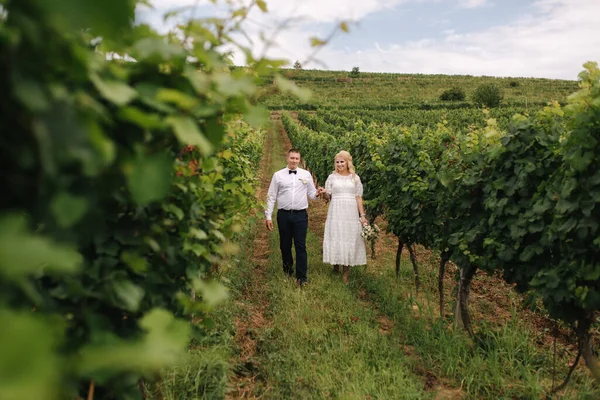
136 0 600 80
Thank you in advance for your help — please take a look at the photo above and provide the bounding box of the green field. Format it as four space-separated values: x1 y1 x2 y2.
260 68 578 110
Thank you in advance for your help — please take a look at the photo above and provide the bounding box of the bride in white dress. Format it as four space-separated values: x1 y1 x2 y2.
319 150 368 283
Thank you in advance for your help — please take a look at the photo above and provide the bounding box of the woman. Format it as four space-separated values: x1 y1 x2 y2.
320 150 367 283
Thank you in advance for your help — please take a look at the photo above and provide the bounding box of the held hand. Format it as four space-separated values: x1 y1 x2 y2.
266 220 273 231
360 216 368 226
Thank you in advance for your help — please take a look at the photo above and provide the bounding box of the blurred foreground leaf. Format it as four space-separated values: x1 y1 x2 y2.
0 215 82 279
126 154 173 205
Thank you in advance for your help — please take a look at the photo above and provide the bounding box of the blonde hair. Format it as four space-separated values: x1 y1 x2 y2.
332 150 356 176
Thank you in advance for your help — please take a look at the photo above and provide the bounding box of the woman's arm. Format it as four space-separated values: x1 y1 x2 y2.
355 175 367 225
356 196 367 225
321 175 332 202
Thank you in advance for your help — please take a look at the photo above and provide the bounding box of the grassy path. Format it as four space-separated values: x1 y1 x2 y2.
225 114 277 398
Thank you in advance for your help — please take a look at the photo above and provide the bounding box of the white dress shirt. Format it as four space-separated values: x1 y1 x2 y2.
265 167 318 220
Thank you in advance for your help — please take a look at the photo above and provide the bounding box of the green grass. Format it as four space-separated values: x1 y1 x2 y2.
148 346 231 400
250 231 428 399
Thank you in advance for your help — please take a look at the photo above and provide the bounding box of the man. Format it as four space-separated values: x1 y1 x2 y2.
265 148 321 286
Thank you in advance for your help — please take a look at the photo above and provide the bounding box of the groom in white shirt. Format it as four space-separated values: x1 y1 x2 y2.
265 148 321 287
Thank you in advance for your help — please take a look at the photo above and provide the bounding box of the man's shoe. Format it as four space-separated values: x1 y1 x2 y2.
296 278 308 288
283 266 294 278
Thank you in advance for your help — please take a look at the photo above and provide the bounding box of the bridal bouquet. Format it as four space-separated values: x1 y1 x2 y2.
361 223 380 243
361 223 380 259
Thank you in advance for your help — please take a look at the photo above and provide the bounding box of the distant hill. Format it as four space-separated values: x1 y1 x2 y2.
259 68 578 111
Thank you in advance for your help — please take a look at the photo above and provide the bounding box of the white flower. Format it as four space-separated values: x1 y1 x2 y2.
299 177 308 185
361 223 380 244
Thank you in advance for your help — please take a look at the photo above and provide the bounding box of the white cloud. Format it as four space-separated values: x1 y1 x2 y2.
140 0 407 25
253 0 403 23
457 0 491 9
139 0 600 79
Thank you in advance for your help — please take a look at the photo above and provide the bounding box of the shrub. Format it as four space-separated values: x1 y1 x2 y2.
439 87 466 101
350 66 360 78
294 60 302 70
472 83 504 108
509 80 520 88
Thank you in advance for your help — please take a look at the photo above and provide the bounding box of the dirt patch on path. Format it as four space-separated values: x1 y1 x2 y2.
226 117 279 399
270 111 293 156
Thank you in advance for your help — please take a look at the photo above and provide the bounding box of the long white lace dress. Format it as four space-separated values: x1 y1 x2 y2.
323 173 367 266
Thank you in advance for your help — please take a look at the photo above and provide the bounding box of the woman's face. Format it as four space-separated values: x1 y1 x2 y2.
335 157 348 173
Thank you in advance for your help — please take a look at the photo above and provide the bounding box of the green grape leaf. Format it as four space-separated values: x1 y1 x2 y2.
78 309 190 376
50 192 89 228
0 309 64 400
126 153 173 205
244 105 270 128
166 116 213 155
192 279 228 308
36 0 136 40
112 280 144 312
91 75 137 106
0 216 82 279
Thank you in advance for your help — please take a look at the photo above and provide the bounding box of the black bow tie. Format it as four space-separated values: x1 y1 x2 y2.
289 170 297 174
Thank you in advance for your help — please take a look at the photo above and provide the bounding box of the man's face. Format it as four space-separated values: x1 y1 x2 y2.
287 152 300 170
